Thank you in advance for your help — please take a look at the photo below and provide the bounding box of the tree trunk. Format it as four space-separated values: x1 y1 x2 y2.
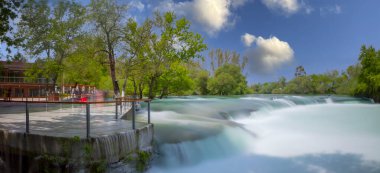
132 79 137 98
138 82 143 99
122 74 128 97
148 77 155 99
159 86 168 99
105 30 120 98
108 48 120 97
51 53 65 93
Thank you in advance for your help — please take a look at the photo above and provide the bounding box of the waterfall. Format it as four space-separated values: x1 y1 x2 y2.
137 124 154 151
273 98 297 106
92 125 153 163
157 127 254 167
147 95 380 173
119 131 137 154
325 97 334 103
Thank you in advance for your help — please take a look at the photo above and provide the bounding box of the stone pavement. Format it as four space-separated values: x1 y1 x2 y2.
0 102 146 138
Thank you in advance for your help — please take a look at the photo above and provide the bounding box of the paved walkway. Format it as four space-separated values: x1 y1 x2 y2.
0 103 146 138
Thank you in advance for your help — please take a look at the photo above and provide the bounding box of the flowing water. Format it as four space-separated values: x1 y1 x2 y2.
135 95 380 173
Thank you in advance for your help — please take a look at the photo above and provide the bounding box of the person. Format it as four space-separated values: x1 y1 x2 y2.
80 97 87 102
6 88 11 101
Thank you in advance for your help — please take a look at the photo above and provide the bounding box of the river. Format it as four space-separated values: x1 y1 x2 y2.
135 95 380 173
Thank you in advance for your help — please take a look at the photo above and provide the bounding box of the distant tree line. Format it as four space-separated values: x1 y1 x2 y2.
251 45 380 102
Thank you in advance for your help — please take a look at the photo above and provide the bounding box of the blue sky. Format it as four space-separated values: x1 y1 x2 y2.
140 0 380 84
2 0 380 84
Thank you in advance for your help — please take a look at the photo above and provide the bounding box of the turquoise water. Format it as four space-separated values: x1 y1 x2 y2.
136 95 380 173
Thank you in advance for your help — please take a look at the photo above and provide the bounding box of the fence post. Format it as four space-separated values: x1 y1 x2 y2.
25 101 29 134
120 98 123 115
132 101 135 130
115 99 118 119
86 103 90 139
148 101 151 124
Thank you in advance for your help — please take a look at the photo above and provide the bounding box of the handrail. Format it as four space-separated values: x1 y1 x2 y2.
0 98 151 104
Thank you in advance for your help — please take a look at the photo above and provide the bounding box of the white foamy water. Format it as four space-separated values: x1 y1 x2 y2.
140 95 380 173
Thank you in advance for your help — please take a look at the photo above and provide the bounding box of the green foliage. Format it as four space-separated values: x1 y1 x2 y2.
195 70 210 95
18 0 86 85
157 62 195 98
24 58 60 82
208 64 247 95
15 0 209 98
119 17 153 98
62 36 108 87
0 0 23 49
136 151 151 172
124 12 206 98
251 45 380 101
251 60 365 97
354 45 380 102
290 76 314 94
37 135 82 172
88 0 127 97
336 64 360 94
88 159 107 173
295 65 306 77
83 141 107 173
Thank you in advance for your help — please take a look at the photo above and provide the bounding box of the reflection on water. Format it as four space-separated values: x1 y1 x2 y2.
136 95 380 173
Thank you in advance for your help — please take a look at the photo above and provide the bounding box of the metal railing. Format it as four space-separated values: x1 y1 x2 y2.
0 98 152 139
0 76 51 84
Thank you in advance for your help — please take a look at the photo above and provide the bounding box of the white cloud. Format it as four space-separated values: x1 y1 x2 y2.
192 0 231 35
129 1 145 12
241 33 256 47
261 0 300 15
231 0 249 8
320 5 342 16
244 35 294 74
261 0 314 15
155 0 249 36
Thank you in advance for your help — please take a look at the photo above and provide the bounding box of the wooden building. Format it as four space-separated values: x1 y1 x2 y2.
0 61 97 101
0 61 54 101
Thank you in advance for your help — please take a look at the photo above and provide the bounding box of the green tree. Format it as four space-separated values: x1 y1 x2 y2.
355 45 380 102
119 18 153 98
157 62 194 98
145 12 206 99
336 64 361 94
295 65 306 77
208 64 247 95
284 75 313 94
195 70 209 95
88 0 127 97
0 0 23 50
18 0 85 88
62 35 108 87
208 73 235 95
